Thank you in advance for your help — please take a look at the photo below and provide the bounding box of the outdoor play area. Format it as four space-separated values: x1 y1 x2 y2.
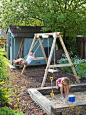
0 32 86 115
4 64 86 115
0 0 86 114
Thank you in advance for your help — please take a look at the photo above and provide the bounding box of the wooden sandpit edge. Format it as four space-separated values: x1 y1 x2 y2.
28 83 86 115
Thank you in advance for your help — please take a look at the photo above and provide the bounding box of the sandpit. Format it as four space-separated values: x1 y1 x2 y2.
28 84 86 115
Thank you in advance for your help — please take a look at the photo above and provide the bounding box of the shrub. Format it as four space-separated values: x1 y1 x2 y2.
57 52 86 79
0 107 24 115
0 47 7 57
0 56 10 103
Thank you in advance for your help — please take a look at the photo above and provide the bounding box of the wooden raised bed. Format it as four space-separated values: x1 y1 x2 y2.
28 83 86 115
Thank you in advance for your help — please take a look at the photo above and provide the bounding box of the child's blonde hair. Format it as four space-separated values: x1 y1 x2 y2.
61 77 70 87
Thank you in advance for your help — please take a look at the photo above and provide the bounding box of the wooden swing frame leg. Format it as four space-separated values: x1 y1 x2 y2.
21 62 27 75
41 33 57 87
21 64 27 75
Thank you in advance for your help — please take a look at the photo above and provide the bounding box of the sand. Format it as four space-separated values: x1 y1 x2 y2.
45 91 86 105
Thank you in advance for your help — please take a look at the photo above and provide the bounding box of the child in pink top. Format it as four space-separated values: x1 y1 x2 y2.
56 77 70 99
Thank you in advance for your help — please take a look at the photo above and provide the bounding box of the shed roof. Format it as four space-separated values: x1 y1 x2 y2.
7 25 43 38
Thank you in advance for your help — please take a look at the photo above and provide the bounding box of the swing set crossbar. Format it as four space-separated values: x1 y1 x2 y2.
35 32 61 38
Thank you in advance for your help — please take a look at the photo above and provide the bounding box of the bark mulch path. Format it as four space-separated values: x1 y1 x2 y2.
3 65 86 115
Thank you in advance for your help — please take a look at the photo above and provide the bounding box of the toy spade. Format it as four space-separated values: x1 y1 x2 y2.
50 77 54 98
50 90 54 98
50 77 53 81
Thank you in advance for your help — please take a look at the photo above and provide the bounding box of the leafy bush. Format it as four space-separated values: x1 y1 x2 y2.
0 107 24 115
0 56 10 103
57 52 86 79
0 48 7 57
0 43 4 48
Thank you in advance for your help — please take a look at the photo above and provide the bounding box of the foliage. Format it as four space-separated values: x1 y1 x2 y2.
0 37 4 48
0 106 24 115
0 48 7 57
65 37 80 55
77 63 86 79
0 56 25 114
0 43 4 48
0 56 10 103
0 0 86 36
62 106 86 115
0 0 86 55
0 37 4 38
57 52 86 79
8 84 27 112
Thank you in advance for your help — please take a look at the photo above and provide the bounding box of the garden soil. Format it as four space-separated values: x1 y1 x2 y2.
2 65 86 115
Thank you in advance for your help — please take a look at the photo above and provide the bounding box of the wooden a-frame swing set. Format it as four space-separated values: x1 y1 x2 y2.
17 32 80 86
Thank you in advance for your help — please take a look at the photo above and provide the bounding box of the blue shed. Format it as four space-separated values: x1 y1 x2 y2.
6 25 54 66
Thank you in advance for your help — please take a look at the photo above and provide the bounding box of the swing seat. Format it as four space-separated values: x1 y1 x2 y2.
48 69 59 73
32 57 45 60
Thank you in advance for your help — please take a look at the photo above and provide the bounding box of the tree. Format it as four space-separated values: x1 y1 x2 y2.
0 0 86 54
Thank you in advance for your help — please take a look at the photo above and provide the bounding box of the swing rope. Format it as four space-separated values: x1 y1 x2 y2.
48 38 49 59
24 38 44 60
34 38 44 55
54 45 56 65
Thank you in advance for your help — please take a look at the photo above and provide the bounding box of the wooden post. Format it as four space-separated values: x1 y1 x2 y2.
85 39 86 59
59 35 80 83
21 64 27 75
41 33 57 87
27 34 37 56
81 38 83 59
38 37 47 63
16 38 24 59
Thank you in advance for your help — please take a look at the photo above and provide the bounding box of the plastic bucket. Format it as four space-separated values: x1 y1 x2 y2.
68 95 75 102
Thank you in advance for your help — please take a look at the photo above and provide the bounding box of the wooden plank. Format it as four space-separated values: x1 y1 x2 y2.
38 34 49 38
32 57 45 60
28 88 52 115
38 37 47 63
41 33 57 87
58 35 80 83
16 38 24 59
49 64 73 68
48 69 59 73
53 103 74 109
35 32 61 38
